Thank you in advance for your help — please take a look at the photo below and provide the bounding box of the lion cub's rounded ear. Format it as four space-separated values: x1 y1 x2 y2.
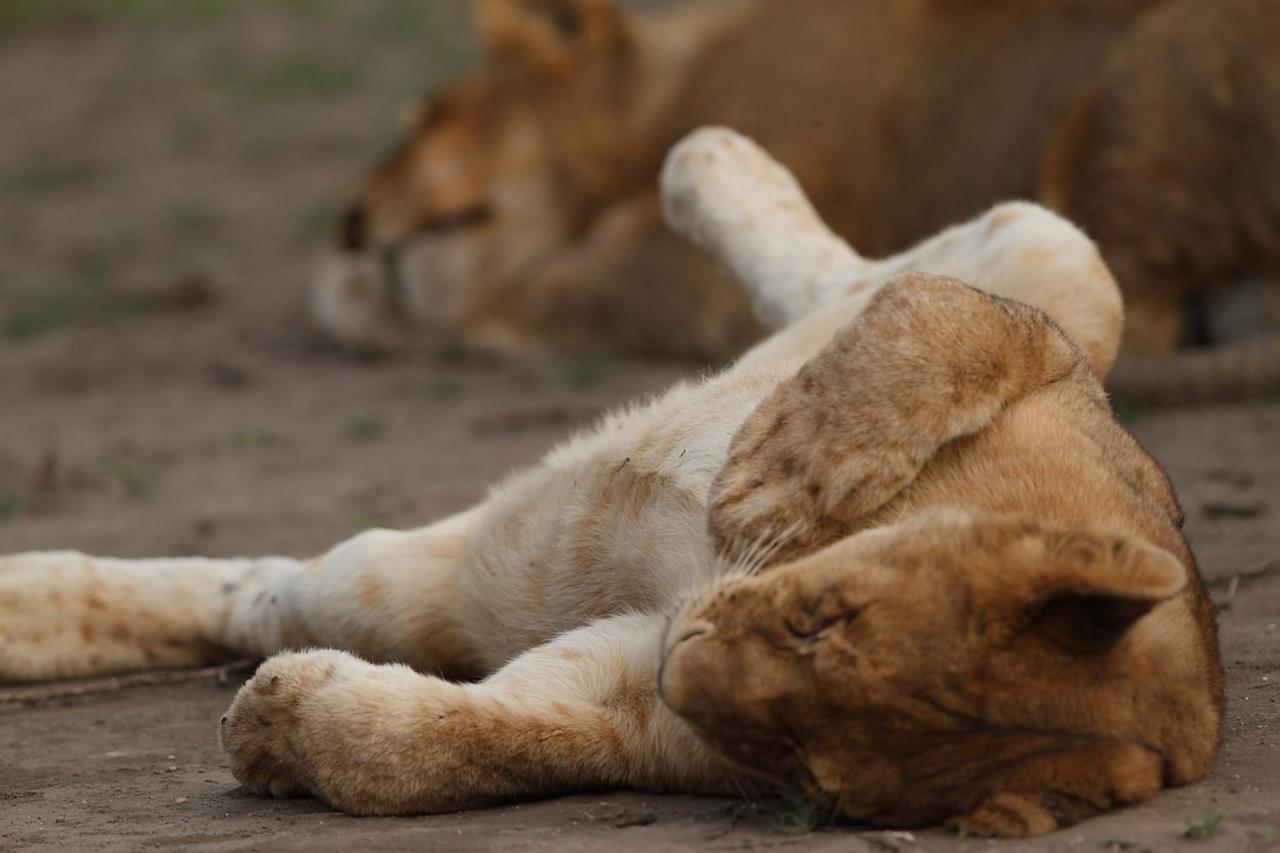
475 0 629 71
990 529 1187 656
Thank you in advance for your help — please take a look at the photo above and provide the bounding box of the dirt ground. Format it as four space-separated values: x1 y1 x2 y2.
0 3 1277 851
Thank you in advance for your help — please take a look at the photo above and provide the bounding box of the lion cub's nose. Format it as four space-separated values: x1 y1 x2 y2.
340 205 369 252
657 619 716 713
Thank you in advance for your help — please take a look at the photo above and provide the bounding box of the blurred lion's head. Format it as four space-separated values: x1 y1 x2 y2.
312 0 643 353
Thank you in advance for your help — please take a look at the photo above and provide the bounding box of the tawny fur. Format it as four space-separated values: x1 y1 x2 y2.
316 0 1280 401
1 128 1220 837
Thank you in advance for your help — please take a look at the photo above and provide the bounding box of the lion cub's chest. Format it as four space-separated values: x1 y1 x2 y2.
459 366 793 662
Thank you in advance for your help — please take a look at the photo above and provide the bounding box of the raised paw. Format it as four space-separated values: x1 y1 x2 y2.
660 126 865 330
219 649 358 800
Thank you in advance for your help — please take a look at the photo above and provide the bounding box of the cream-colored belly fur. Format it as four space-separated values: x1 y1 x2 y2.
458 360 794 667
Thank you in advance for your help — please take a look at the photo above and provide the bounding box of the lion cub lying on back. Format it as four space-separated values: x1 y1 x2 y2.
0 129 1220 835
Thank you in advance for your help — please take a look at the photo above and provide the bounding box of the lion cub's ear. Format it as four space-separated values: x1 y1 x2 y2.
476 0 629 72
982 528 1187 656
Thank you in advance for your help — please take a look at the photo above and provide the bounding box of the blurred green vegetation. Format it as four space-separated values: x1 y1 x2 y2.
2 251 144 340
232 425 284 451
1 157 103 198
101 457 167 500
0 0 472 47
298 197 343 244
422 376 468 401
0 0 238 32
164 201 229 240
554 353 617 391
0 0 688 339
0 1 478 109
0 491 23 522
344 414 387 442
0 0 482 333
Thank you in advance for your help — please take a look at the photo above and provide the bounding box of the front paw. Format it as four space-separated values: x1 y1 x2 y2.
947 793 1063 837
219 649 355 799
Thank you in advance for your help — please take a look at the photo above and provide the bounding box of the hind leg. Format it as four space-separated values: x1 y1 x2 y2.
0 507 484 682
663 128 1122 378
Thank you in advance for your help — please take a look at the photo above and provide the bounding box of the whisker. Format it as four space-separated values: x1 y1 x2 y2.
737 520 802 576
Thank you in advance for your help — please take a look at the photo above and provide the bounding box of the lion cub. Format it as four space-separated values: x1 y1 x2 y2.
0 128 1220 836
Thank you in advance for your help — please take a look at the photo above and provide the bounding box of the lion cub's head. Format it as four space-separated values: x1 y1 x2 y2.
311 0 640 353
660 509 1216 836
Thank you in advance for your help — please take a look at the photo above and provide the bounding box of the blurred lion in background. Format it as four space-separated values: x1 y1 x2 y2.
316 0 1280 402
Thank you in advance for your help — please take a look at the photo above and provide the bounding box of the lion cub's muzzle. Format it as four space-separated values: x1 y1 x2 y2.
658 575 839 771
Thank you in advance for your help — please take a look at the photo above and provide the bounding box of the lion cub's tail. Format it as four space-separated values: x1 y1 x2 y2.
1107 335 1280 405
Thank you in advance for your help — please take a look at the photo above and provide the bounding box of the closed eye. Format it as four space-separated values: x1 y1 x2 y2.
785 608 860 643
414 203 493 235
